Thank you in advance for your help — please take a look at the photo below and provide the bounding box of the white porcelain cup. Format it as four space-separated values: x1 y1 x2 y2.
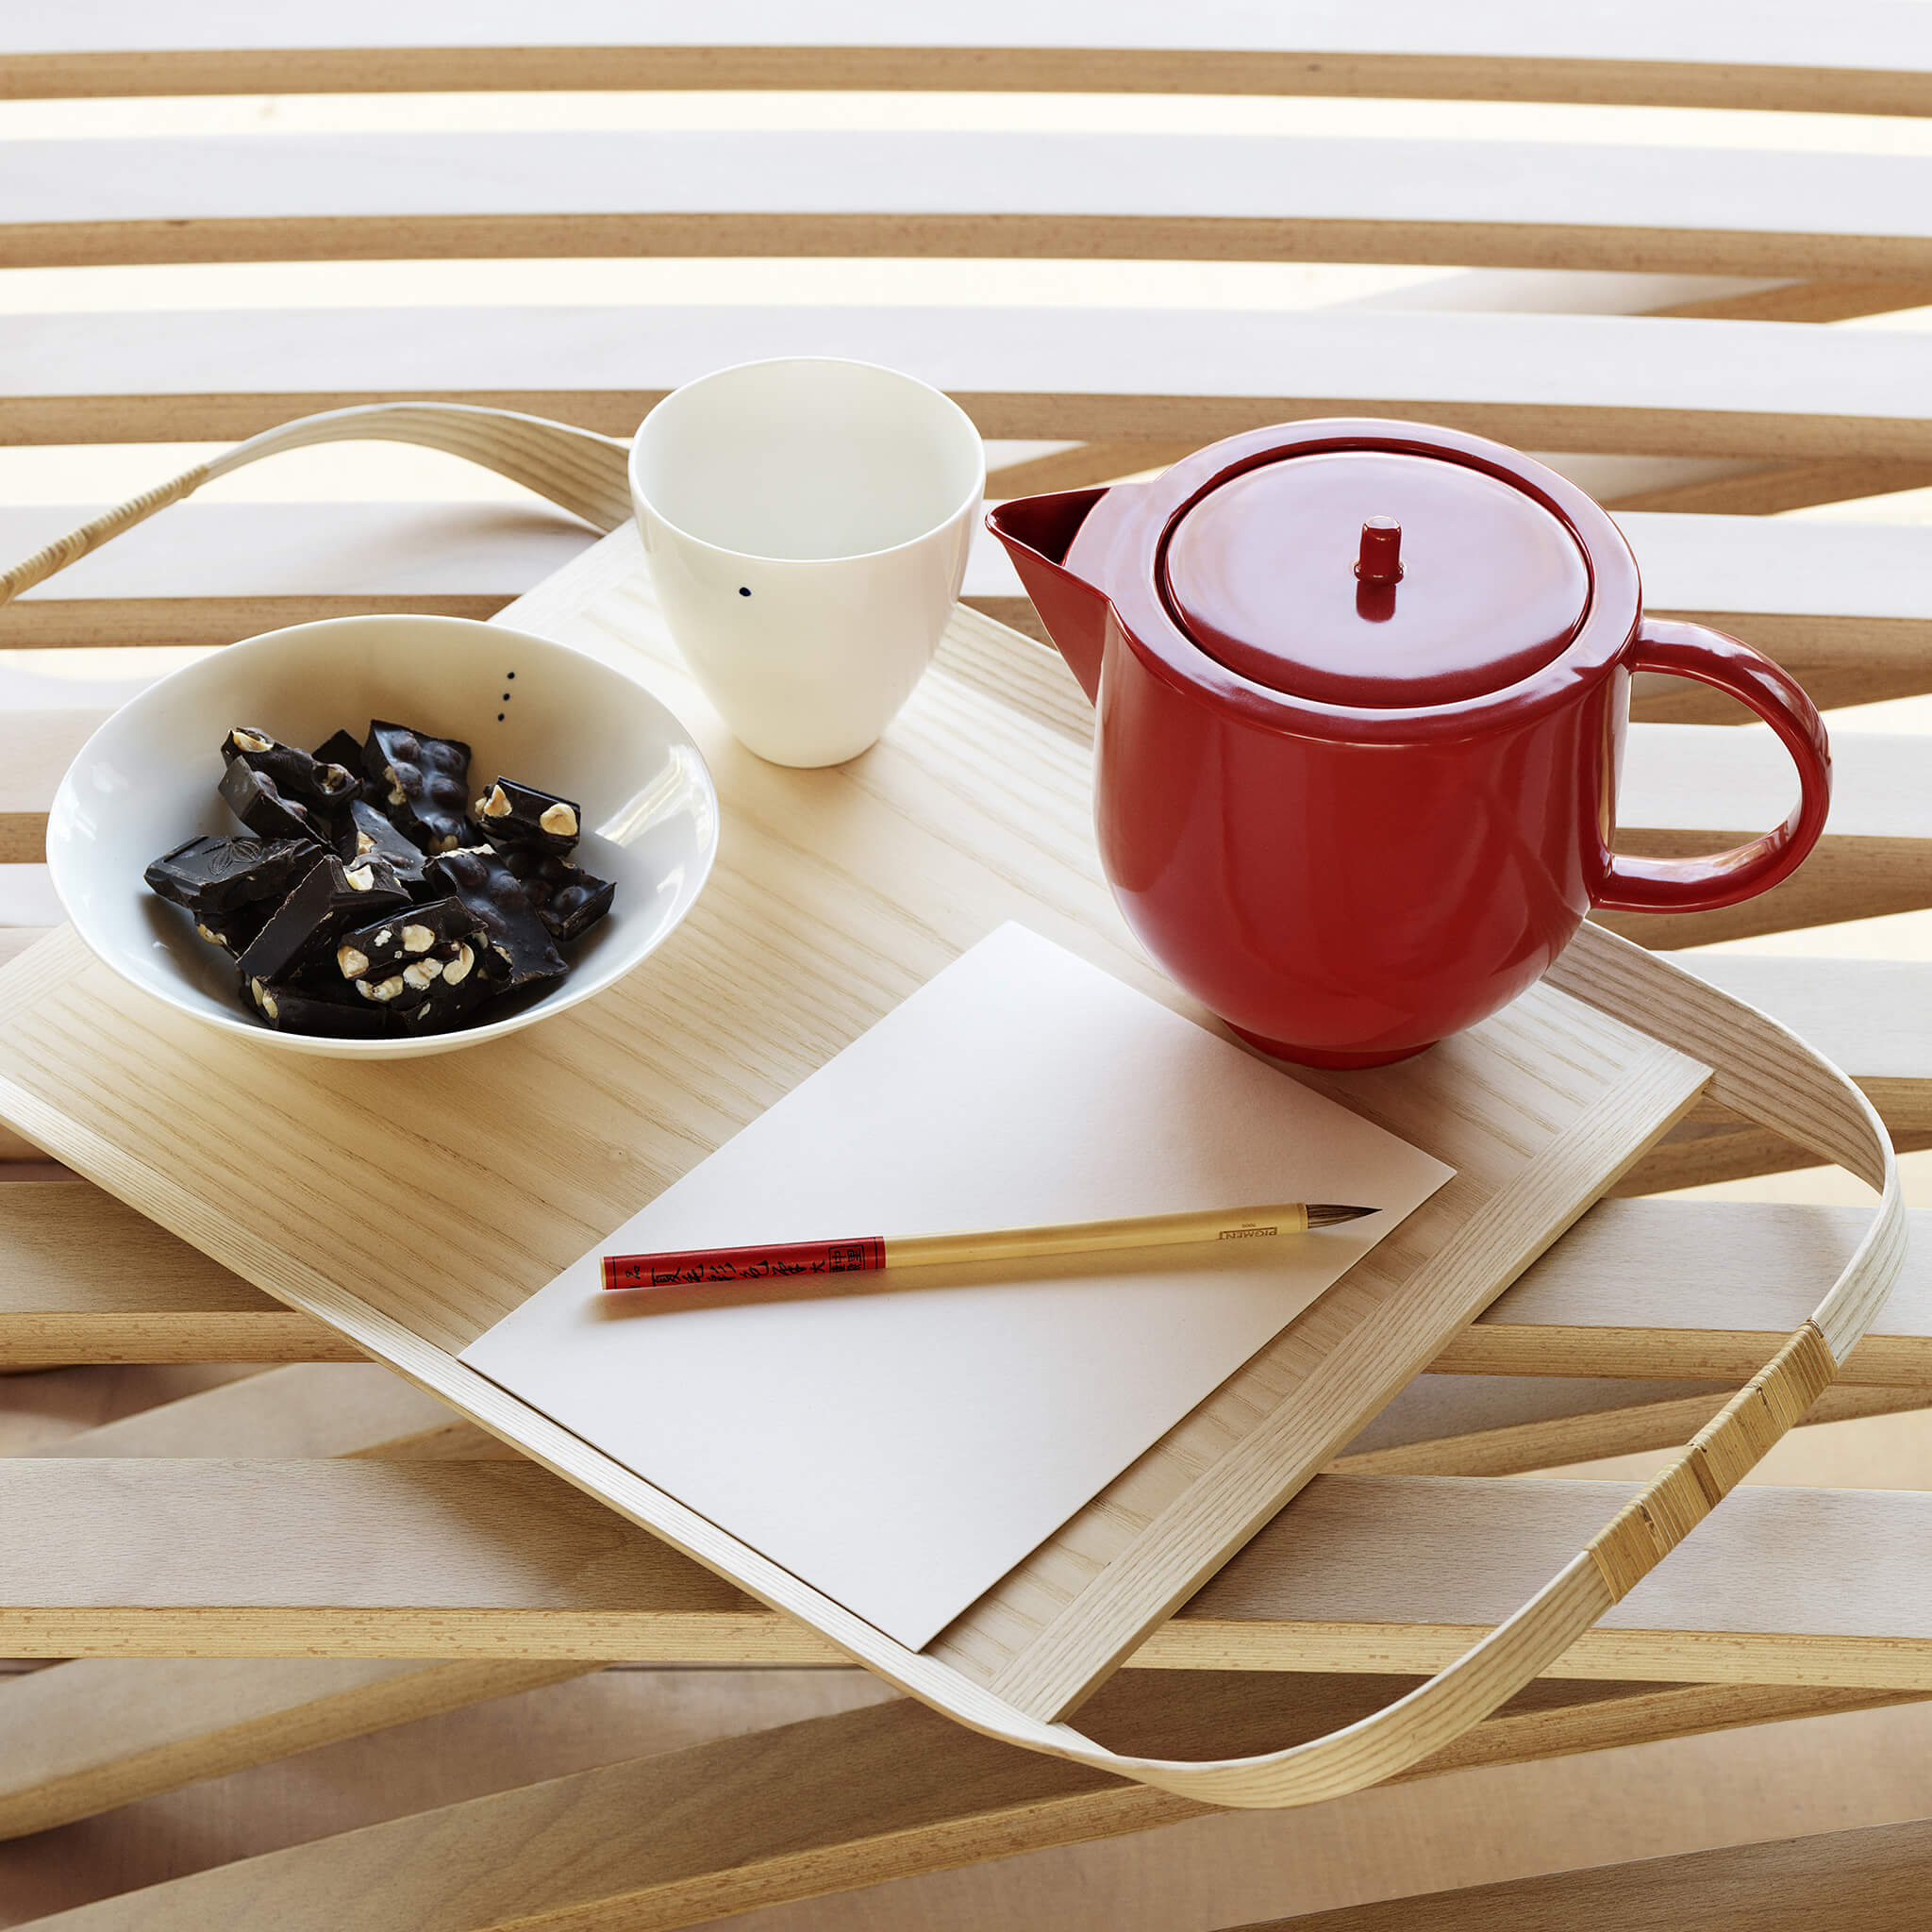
629 358 984 767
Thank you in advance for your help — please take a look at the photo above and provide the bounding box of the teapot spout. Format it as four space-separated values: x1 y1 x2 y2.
985 489 1111 705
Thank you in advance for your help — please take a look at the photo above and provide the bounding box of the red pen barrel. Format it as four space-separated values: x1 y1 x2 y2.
602 1235 887 1291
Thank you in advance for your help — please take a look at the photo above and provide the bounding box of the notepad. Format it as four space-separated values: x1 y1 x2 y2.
460 924 1454 1649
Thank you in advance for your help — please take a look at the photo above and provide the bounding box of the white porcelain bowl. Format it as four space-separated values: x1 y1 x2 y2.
47 613 719 1058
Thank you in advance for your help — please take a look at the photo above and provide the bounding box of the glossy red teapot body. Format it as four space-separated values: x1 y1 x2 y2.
988 420 1831 1067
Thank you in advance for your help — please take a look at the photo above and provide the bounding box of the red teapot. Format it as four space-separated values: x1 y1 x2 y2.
987 420 1831 1068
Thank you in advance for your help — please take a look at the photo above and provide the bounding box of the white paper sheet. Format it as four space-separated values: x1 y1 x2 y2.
460 924 1454 1649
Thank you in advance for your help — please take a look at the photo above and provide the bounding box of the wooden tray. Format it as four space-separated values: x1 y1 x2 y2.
0 425 1903 1809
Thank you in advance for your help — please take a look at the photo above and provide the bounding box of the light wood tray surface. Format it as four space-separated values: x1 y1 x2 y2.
0 524 1897 1806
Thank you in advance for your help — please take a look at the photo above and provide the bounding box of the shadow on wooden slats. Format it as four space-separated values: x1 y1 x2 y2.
1 1670 1906 1932
1222 1814 1932 1930
10 1464 1932 1687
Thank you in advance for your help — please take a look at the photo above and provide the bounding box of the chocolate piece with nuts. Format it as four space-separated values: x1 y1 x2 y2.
148 714 615 1039
143 833 312 916
363 719 473 855
490 842 615 943
222 726 358 809
191 903 271 959
234 854 409 986
246 974 391 1039
343 935 476 1014
425 846 567 993
218 758 345 850
471 775 581 856
330 896 481 985
346 799 429 889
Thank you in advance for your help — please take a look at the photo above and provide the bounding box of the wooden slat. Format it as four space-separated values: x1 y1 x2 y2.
21 507 1932 727
7 1171 1932 1383
13 304 1932 456
4 1 1928 114
8 690 1925 925
8 1462 1932 1686
1621 514 1932 721
1230 1815 1932 1931
1329 1378 1930 1479
43 1360 502 1461
14 132 1932 284
0 1657 589 1842
7 1357 1867 1841
0 501 595 649
1448 1197 1932 1385
0 1180 359 1363
1597 729 1932 949
1 1670 1894 1932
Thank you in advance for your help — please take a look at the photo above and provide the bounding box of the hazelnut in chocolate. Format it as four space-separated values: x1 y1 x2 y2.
233 854 409 986
221 726 358 808
471 776 581 855
425 846 567 992
363 719 472 854
218 759 339 850
490 842 615 943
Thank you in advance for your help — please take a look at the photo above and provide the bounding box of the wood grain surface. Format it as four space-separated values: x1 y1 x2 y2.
1228 1813 1932 1930
15 304 1932 455
8 1463 1932 1691
7 1668 1901 1932
14 131 1932 282
0 521 1765 1810
5 0 1927 113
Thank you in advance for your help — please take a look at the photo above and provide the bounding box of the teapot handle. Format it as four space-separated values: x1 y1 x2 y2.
1596 618 1832 915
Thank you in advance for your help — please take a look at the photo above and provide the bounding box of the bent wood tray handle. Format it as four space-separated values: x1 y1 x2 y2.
0 402 635 609
948 925 1903 1807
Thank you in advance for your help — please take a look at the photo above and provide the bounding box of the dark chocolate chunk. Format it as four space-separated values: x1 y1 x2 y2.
328 896 481 985
219 759 335 848
310 728 365 772
490 842 615 943
245 974 391 1039
363 720 472 855
143 833 312 916
342 934 476 1015
391 950 497 1034
189 902 271 958
221 726 358 808
471 775 581 855
425 846 567 992
346 799 428 888
234 854 409 986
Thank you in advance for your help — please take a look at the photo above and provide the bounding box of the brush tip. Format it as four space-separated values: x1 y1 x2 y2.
1307 1203 1377 1226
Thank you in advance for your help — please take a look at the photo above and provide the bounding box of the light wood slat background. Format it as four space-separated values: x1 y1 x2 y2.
0 502 595 647
14 304 1932 454
10 1463 1932 1690
18 1460 1932 1692
1232 1814 1932 1931
0 1657 591 1845
5 1670 1893 1932
15 507 1932 726
13 132 1932 280
4 0 1928 113
2 1356 1917 1847
6 32 1932 1914
3 1052 1924 1376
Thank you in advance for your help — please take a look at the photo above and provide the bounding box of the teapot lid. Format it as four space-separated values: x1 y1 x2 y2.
1159 445 1591 708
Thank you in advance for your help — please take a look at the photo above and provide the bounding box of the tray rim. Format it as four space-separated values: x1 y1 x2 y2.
0 406 1903 1808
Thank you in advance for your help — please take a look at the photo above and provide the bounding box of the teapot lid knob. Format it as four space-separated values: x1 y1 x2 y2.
1355 517 1403 584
